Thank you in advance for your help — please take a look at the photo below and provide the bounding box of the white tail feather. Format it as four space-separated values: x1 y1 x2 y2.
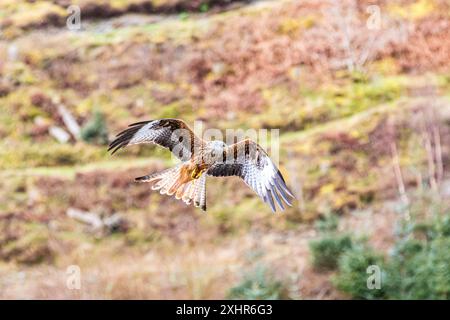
135 165 207 211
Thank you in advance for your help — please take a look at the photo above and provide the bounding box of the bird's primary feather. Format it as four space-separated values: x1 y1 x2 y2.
206 139 295 212
108 119 203 160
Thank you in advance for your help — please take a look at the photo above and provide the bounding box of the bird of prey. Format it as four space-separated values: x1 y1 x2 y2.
108 119 295 212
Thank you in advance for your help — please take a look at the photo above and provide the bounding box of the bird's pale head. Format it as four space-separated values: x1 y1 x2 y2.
208 140 227 161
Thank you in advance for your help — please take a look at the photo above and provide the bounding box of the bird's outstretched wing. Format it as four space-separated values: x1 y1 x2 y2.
206 139 295 212
108 119 203 161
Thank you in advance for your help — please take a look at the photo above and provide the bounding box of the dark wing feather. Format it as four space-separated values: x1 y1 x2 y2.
207 139 295 212
108 119 203 161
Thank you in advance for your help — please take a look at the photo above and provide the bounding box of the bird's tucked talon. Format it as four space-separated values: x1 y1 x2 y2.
191 167 204 180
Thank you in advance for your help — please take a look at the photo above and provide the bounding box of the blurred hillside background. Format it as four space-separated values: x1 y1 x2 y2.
0 0 450 299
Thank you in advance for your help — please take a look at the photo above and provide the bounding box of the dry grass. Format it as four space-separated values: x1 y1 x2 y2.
0 206 403 299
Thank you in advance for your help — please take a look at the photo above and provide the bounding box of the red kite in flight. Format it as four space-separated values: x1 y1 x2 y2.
109 119 294 212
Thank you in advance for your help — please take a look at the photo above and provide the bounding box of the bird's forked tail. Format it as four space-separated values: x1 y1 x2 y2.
135 165 207 211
